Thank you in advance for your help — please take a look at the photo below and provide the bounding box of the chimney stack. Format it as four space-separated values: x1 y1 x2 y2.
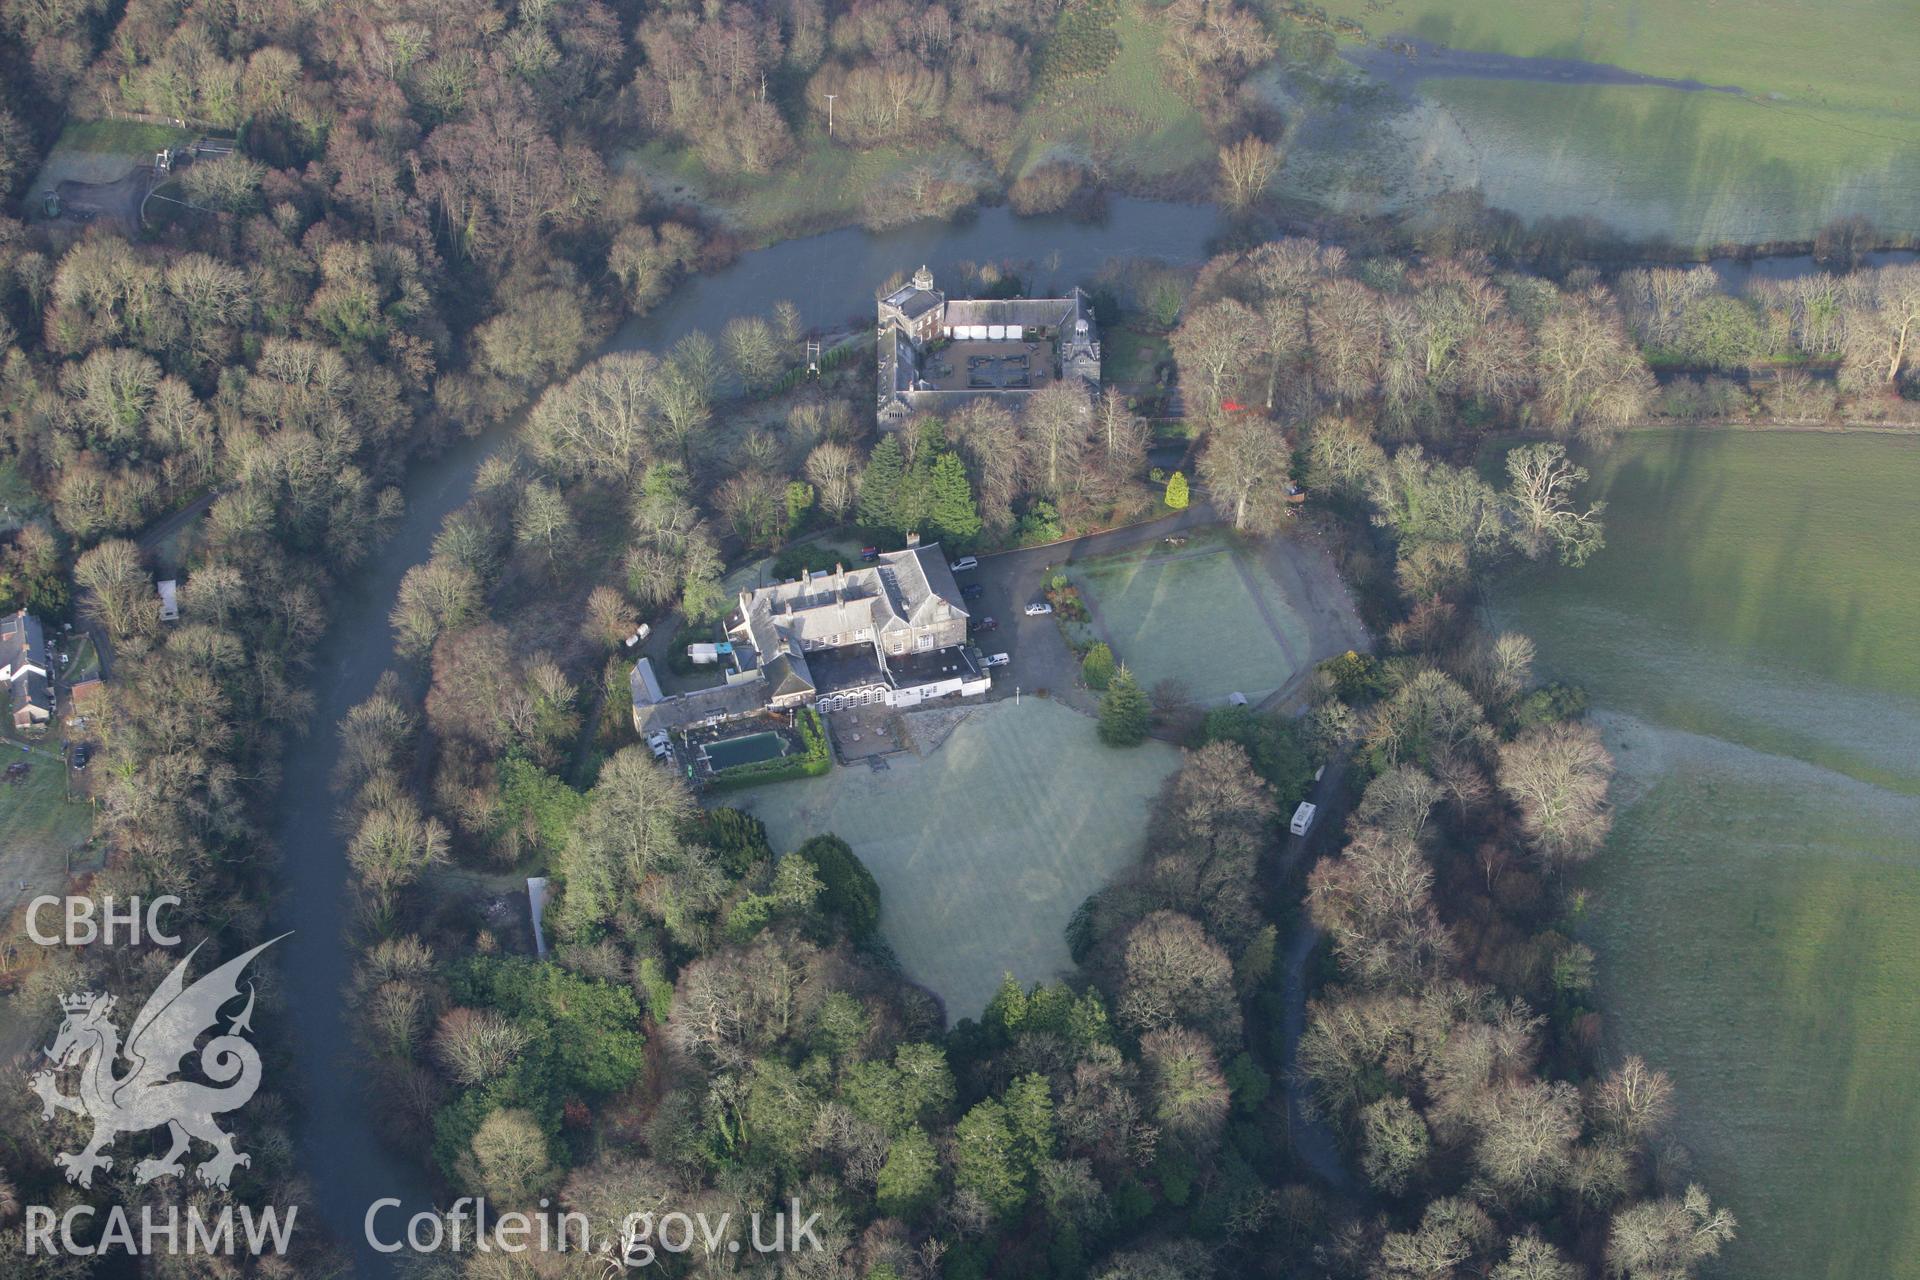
906 531 921 548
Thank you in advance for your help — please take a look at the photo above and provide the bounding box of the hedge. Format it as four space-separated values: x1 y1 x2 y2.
706 708 831 792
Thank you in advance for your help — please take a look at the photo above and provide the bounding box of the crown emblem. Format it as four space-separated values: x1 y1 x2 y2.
60 992 110 1016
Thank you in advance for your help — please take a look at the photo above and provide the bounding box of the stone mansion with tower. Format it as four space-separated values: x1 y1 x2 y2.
875 265 1101 425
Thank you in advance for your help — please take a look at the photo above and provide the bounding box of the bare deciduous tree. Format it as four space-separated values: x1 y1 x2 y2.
1140 1027 1229 1159
584 585 632 647
1497 721 1614 870
1532 289 1654 444
805 441 861 519
1216 135 1280 210
433 1008 534 1085
1117 911 1242 1044
1606 1185 1736 1280
1591 1055 1675 1145
1171 297 1261 425
1197 412 1289 532
1505 442 1606 566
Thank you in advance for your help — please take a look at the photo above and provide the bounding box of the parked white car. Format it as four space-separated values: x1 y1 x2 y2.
1023 601 1052 616
949 555 979 573
646 730 673 760
982 652 1011 668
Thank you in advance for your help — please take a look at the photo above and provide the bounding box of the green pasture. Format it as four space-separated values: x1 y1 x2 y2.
1590 738 1920 1280
1007 0 1212 181
740 697 1178 1018
625 136 979 242
1074 534 1311 704
0 739 92 921
1424 79 1920 243
56 120 193 155
1310 0 1920 242
1494 429 1920 1278
1321 0 1915 112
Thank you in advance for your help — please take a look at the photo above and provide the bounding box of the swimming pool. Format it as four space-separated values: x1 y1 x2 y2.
702 730 790 771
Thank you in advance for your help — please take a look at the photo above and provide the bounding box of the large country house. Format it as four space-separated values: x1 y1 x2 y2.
876 266 1101 425
1 609 53 734
631 537 988 736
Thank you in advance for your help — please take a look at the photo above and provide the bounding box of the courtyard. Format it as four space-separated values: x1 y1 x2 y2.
921 339 1057 393
739 697 1179 1018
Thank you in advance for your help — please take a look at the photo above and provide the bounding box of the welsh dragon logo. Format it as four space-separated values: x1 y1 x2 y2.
29 936 285 1189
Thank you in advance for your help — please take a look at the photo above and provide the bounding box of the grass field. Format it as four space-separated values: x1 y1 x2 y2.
63 635 100 685
1422 79 1920 244
1493 430 1920 1278
26 120 191 215
0 739 92 922
1323 0 1915 108
1591 725 1920 1280
1307 0 1920 243
1006 0 1212 182
1073 533 1313 705
625 136 983 241
1103 325 1172 386
56 120 193 155
740 698 1179 1018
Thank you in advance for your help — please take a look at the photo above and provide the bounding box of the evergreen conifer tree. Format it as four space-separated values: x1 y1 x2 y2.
1098 665 1151 746
858 434 906 531
928 452 982 543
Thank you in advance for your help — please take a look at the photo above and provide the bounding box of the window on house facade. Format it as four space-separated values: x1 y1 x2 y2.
915 633 933 652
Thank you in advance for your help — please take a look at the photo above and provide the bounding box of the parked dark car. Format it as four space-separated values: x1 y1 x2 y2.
860 546 879 561
70 744 91 771
961 582 985 599
969 615 998 633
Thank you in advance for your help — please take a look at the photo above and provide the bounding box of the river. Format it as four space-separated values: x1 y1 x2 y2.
267 198 1227 1274
1491 429 1920 1279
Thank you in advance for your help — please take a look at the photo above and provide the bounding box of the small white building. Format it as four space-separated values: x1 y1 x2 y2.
526 877 551 958
157 579 179 622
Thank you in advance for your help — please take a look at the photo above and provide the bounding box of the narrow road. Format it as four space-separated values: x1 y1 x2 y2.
1275 764 1361 1195
76 488 219 683
137 488 218 556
